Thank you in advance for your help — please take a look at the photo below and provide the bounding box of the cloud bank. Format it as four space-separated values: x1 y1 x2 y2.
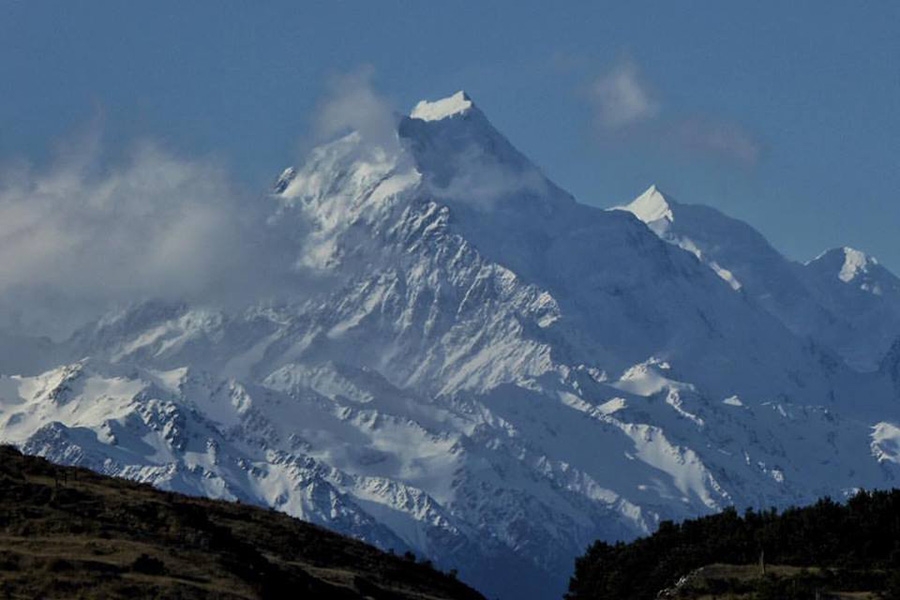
0 135 296 338
0 69 406 339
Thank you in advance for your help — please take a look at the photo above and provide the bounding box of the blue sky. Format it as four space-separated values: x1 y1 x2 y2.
2 1 899 269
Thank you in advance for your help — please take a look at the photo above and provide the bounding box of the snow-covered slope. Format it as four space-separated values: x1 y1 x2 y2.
2 92 899 600
802 247 900 368
616 186 900 371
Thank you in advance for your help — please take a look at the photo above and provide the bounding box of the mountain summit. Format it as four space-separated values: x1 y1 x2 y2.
619 184 675 223
1 93 899 600
410 90 475 121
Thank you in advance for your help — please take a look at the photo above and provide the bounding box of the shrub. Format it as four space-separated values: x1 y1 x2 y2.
131 553 165 576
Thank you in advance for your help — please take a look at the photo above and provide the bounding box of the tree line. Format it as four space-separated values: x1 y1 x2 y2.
567 489 900 599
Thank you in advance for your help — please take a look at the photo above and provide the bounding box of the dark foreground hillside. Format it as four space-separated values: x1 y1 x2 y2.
0 446 484 600
567 491 900 600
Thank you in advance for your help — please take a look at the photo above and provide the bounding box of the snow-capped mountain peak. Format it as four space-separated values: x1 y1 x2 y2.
410 90 475 121
800 249 900 366
617 184 675 223
5 92 900 600
619 182 900 371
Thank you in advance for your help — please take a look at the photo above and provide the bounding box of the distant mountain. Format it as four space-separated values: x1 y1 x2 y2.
617 186 900 370
803 246 900 368
0 445 483 600
1 92 899 599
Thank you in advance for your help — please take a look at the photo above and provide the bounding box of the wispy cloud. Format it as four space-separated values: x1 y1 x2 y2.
425 143 551 211
587 59 659 130
0 131 299 338
583 57 763 167
669 117 763 167
312 65 400 154
2 70 415 339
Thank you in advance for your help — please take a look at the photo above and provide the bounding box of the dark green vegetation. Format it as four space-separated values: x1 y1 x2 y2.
0 446 484 600
567 491 900 600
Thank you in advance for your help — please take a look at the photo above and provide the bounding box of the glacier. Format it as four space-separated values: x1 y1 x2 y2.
1 91 899 599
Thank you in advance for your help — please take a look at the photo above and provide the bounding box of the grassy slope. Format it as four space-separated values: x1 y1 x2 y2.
0 446 485 600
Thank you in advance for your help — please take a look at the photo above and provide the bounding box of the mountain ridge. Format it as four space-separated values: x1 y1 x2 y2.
617 184 900 371
1 91 899 599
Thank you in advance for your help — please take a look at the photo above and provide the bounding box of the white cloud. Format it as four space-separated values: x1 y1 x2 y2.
0 135 297 338
313 65 401 154
588 59 660 130
584 58 763 166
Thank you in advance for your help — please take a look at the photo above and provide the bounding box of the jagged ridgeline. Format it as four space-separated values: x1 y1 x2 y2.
566 490 900 600
0 446 483 600
4 90 900 600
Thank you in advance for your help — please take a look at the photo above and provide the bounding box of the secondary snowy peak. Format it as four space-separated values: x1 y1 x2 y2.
619 184 900 370
613 186 750 291
618 184 675 223
805 246 900 305
800 246 900 368
808 247 883 285
410 91 475 121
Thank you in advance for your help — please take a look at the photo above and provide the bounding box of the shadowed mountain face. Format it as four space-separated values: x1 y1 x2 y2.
0 445 484 600
1 92 900 600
